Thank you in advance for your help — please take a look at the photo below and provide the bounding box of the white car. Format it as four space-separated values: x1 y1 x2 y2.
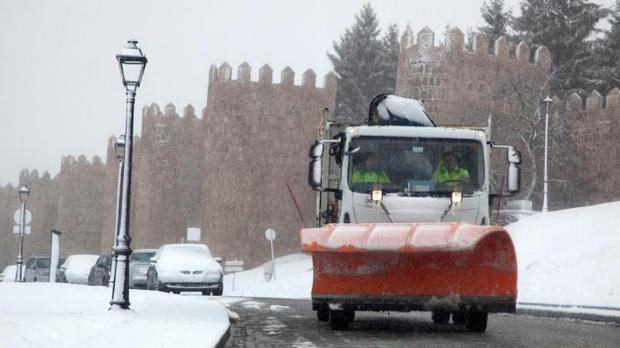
57 255 99 285
146 244 223 295
1 265 25 282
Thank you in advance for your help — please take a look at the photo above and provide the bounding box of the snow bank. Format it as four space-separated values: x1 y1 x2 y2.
223 202 620 319
506 201 620 313
223 254 312 299
0 283 230 348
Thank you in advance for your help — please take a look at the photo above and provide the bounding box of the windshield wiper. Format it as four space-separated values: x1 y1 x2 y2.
379 202 395 223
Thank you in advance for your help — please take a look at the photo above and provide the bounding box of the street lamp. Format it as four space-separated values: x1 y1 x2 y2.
110 40 147 310
16 185 30 282
542 96 553 213
109 135 125 290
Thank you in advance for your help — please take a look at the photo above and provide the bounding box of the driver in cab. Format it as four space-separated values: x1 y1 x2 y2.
351 152 390 184
433 151 471 187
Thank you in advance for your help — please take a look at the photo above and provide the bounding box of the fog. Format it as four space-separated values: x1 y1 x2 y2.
0 0 613 185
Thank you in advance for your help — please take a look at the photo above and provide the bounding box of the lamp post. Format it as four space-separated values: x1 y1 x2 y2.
110 40 147 310
542 96 553 213
109 135 125 291
16 185 30 282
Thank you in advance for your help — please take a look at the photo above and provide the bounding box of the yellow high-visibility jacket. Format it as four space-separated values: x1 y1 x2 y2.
351 170 390 184
433 163 470 184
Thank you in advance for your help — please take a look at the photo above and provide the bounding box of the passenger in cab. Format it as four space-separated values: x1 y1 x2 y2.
433 151 471 187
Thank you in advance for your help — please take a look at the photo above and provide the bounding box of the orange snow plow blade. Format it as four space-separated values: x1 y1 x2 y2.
301 223 517 313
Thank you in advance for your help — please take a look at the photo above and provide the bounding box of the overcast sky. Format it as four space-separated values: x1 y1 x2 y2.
0 0 614 185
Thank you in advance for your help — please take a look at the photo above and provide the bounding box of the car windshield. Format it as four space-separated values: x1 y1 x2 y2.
348 136 484 196
26 258 36 269
131 252 155 263
160 245 212 259
37 258 50 268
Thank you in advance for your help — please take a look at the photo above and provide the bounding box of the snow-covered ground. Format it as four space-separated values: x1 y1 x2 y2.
2 201 617 348
224 201 620 318
0 283 230 348
506 200 620 317
223 253 312 299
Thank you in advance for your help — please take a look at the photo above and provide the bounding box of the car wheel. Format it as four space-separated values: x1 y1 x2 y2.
146 273 153 290
201 290 210 296
212 282 223 296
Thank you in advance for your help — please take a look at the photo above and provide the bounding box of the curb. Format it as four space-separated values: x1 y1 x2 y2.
516 308 620 325
215 326 231 348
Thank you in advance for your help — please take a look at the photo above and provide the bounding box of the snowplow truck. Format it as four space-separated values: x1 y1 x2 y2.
302 94 521 331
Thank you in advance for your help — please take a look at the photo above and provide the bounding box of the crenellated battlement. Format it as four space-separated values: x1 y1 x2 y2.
208 62 337 90
558 87 620 112
396 26 552 126
60 154 104 173
142 102 199 120
399 26 551 70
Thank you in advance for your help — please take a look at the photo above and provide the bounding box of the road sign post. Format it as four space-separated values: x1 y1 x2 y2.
49 230 62 283
264 228 276 281
224 259 244 291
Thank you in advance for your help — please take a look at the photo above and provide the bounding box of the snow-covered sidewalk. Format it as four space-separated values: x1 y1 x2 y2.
0 283 231 348
506 200 620 318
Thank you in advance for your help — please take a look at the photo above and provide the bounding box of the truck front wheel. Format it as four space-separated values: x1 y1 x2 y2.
452 310 466 325
432 311 450 324
317 305 329 321
329 309 352 330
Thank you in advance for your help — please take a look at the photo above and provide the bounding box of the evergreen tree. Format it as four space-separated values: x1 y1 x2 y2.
328 4 399 121
592 0 620 93
479 0 512 44
512 0 608 97
379 24 400 95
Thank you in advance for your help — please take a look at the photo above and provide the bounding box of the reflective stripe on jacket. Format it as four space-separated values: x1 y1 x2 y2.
433 164 470 184
351 170 390 184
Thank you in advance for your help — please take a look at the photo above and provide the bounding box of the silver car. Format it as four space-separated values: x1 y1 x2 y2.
128 249 157 288
24 256 65 282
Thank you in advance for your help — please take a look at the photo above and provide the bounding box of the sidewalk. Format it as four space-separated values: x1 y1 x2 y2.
0 282 231 348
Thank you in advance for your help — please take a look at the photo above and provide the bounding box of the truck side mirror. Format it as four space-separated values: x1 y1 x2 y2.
507 147 521 193
308 141 324 191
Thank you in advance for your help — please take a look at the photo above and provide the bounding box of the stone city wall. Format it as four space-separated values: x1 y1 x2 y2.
202 62 336 265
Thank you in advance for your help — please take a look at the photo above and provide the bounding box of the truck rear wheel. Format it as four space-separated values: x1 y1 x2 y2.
465 310 488 332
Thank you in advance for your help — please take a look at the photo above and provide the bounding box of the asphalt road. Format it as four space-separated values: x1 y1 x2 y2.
222 297 620 348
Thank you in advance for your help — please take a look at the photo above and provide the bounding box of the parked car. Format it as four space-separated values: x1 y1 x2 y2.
24 256 65 282
129 249 157 289
0 264 25 282
88 254 113 286
56 255 99 285
146 244 223 295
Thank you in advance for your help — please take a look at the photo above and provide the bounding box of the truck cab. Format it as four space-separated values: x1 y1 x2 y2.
309 95 521 227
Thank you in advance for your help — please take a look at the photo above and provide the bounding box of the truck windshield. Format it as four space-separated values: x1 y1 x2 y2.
348 136 484 195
